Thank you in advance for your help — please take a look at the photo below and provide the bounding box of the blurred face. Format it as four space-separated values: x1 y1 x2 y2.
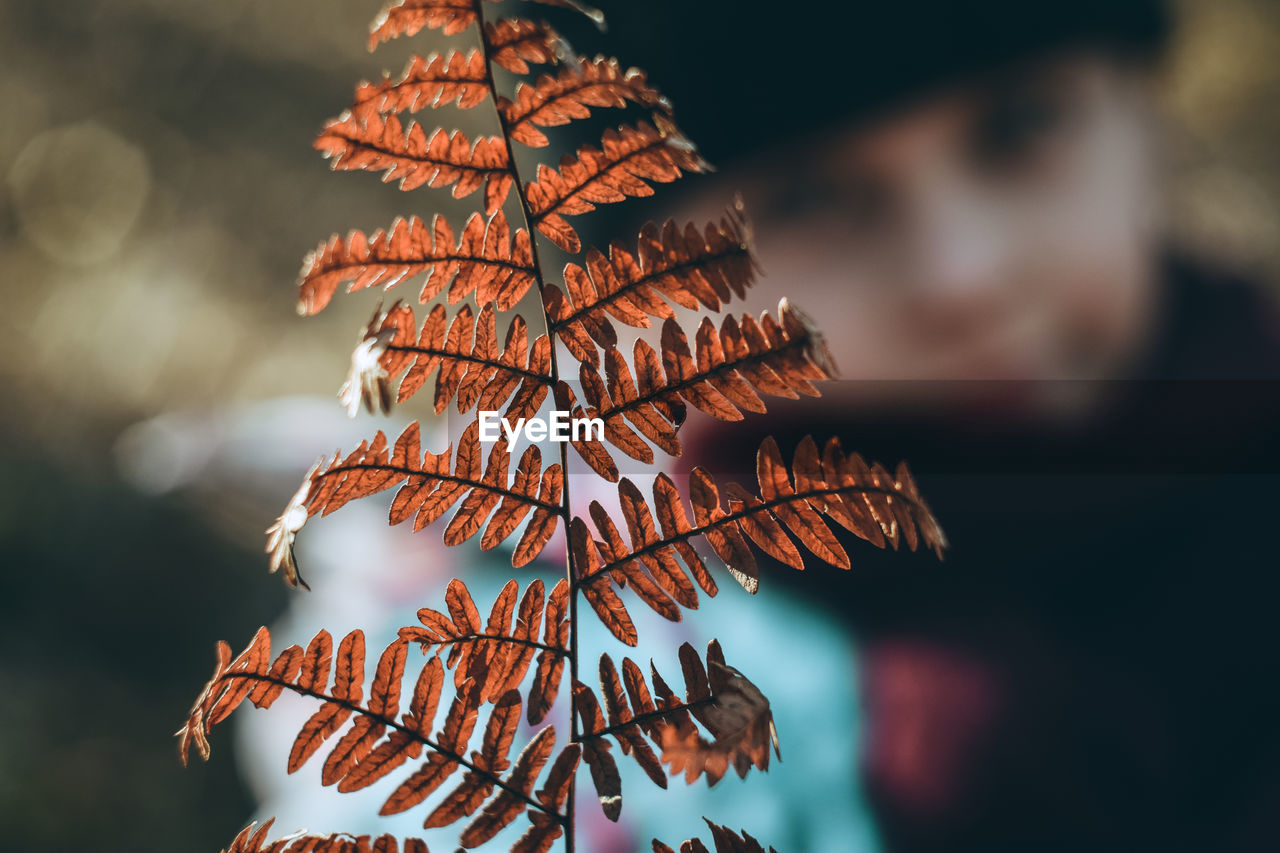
718 53 1163 409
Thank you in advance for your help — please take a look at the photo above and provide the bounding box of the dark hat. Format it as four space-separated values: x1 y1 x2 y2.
584 0 1172 164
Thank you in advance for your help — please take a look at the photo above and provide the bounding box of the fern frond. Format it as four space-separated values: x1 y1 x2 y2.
298 210 536 316
526 117 710 252
484 18 566 74
349 301 552 418
553 302 836 477
219 820 432 853
573 435 945 642
267 421 563 588
315 114 513 214
369 0 598 50
179 627 579 840
500 57 671 148
545 203 757 369
652 644 780 787
653 820 778 853
369 0 489 46
574 641 778 818
354 51 490 116
229 2 951 850
399 578 570 724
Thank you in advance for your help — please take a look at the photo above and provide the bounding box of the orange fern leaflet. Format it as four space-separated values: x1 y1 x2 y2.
399 578 570 724
299 209 536 315
316 114 513 213
544 202 758 368
219 820 431 853
179 625 582 849
353 50 491 115
346 300 552 417
572 435 946 644
500 57 671 148
653 821 780 853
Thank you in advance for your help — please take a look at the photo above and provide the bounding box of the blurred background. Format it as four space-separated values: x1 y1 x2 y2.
2 1 1280 851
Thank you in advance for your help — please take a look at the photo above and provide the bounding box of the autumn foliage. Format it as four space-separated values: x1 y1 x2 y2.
179 1 945 851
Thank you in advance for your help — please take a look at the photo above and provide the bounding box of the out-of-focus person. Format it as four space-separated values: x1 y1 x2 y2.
582 1 1280 850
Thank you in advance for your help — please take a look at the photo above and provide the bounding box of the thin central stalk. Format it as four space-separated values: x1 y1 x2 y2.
471 7 580 851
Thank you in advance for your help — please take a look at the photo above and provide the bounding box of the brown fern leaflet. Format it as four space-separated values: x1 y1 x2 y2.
184 2 947 851
572 640 779 817
500 57 671 148
553 302 835 480
354 50 491 115
179 626 581 850
220 820 432 853
525 116 710 253
544 204 757 369
484 19 565 74
303 420 564 564
315 115 513 212
653 821 779 853
299 210 536 315
346 300 552 418
399 578 570 724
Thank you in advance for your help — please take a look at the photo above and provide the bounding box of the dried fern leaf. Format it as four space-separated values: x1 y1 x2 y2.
576 640 778 806
526 117 710 252
353 51 490 116
346 301 552 419
399 578 569 721
659 645 781 786
573 683 624 821
179 628 576 838
484 18 566 74
369 0 490 46
558 301 835 475
569 516 639 644
264 421 563 587
219 819 432 853
545 202 758 368
653 819 778 853
369 0 596 50
315 113 513 214
573 435 945 640
526 578 570 724
421 688 521 828
298 210 536 316
500 57 671 148
459 726 562 846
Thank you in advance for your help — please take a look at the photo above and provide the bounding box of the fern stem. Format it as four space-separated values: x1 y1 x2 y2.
546 244 749 333
471 7 579 850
